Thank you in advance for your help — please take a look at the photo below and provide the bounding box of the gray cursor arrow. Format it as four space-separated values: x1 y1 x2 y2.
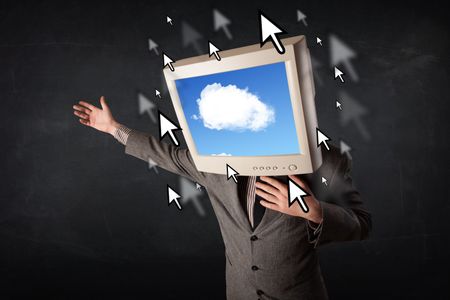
329 34 359 82
181 21 203 54
338 90 371 141
148 38 159 55
180 177 206 217
340 140 352 160
213 9 232 40
296 9 308 26
138 92 157 124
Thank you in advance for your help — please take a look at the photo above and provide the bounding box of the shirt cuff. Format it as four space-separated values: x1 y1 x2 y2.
306 202 324 248
113 124 132 145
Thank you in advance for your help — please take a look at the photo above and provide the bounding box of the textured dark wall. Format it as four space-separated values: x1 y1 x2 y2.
0 0 449 299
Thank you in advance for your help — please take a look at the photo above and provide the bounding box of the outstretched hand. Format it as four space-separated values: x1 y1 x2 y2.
73 96 119 135
255 175 323 224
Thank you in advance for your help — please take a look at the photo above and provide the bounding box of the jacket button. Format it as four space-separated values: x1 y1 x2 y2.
257 289 264 296
251 265 259 271
250 235 258 241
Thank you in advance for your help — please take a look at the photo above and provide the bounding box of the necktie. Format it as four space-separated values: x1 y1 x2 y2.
253 176 266 228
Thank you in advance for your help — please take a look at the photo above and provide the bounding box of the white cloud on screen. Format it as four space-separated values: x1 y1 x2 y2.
193 83 275 131
211 152 232 156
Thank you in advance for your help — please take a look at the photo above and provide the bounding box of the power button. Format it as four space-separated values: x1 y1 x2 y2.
288 164 298 171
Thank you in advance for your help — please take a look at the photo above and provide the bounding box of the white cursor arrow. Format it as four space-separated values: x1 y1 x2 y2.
148 38 159 55
166 15 173 26
213 9 232 40
316 37 322 46
288 178 310 213
196 183 202 190
316 128 331 151
208 41 221 61
259 10 287 54
159 111 181 146
296 9 308 26
336 100 342 110
155 89 161 98
162 53 175 72
321 176 328 186
226 164 239 184
334 66 345 82
167 185 182 210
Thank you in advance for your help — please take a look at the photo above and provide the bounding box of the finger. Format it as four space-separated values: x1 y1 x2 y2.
255 188 279 203
255 182 283 198
288 175 308 189
78 101 97 111
259 200 279 211
260 176 286 193
73 110 89 119
99 96 109 110
73 104 91 114
79 118 90 126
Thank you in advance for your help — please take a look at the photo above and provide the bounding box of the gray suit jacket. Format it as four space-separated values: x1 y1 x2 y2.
124 130 372 300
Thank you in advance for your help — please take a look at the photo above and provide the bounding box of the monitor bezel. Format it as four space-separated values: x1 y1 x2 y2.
164 35 322 176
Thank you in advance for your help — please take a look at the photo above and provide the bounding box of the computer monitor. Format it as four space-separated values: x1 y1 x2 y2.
163 35 322 176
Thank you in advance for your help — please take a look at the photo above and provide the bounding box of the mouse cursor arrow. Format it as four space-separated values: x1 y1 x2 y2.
296 9 308 26
162 53 175 72
155 89 161 98
334 67 345 82
226 164 239 184
259 10 287 54
159 111 181 146
166 15 173 26
316 37 322 46
148 38 159 55
288 178 310 213
138 92 157 124
213 9 232 40
340 140 352 160
330 34 358 82
336 100 342 110
167 185 182 210
208 41 221 61
317 128 331 151
321 176 328 186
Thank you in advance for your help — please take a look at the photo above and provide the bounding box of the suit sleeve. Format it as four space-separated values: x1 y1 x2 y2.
307 154 372 248
124 129 208 185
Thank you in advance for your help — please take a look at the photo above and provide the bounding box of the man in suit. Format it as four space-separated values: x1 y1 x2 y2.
73 96 372 300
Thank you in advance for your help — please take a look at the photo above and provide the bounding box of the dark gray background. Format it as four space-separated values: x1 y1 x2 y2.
1 0 449 298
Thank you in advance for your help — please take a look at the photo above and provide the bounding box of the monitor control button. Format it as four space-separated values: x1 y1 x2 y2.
288 164 298 171
259 166 265 170
253 166 258 170
265 166 271 170
273 166 278 170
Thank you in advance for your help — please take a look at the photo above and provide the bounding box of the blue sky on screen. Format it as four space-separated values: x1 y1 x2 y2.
175 62 300 156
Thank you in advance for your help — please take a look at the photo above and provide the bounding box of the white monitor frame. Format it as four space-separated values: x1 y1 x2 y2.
164 35 322 176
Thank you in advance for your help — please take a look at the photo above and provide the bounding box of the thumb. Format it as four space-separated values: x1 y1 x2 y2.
100 96 109 110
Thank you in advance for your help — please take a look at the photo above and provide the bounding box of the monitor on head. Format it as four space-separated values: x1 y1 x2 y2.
164 35 322 176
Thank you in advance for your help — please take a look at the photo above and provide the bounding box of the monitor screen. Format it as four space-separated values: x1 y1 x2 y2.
175 62 301 157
